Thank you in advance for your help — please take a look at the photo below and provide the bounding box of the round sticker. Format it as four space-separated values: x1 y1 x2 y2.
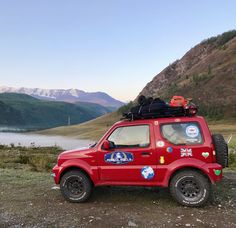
186 125 199 138
141 166 155 180
166 147 173 153
156 141 165 147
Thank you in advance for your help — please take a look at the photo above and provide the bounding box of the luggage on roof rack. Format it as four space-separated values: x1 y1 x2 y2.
123 95 198 120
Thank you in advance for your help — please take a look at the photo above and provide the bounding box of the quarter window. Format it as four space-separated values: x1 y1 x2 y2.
108 125 150 148
161 122 203 145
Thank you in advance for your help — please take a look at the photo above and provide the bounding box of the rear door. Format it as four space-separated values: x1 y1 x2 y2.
97 123 158 183
154 119 213 171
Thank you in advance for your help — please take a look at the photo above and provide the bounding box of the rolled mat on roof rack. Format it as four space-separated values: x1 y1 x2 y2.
123 95 198 121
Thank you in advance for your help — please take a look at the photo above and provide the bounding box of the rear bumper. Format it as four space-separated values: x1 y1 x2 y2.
52 164 61 185
201 163 223 184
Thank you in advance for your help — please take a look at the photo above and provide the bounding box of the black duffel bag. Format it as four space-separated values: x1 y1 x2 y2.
123 96 185 120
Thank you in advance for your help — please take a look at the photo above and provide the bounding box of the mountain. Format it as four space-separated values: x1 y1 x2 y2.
0 86 125 109
0 93 111 131
138 30 236 119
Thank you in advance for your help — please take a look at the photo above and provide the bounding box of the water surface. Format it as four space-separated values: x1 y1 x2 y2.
0 132 93 150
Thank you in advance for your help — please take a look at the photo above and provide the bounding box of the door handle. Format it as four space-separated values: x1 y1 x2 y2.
141 152 151 156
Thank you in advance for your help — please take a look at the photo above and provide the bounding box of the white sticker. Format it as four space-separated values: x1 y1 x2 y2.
186 125 199 138
141 166 155 180
154 121 159 125
156 141 165 147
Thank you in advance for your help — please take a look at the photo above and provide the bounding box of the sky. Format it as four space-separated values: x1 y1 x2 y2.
0 0 236 102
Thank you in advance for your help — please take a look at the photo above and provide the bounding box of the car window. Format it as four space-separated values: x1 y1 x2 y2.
161 122 203 145
108 125 150 148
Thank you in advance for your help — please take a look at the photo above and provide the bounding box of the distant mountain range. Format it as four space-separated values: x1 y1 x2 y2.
0 86 124 108
0 93 112 131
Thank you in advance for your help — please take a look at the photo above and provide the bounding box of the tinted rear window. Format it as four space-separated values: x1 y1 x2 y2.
161 122 203 145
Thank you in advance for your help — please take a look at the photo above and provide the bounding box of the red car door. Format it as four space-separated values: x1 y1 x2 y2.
153 118 213 183
97 123 158 183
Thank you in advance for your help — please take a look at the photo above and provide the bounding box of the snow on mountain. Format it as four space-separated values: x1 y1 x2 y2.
0 86 124 108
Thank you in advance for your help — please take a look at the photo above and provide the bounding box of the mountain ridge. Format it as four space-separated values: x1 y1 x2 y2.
0 86 124 108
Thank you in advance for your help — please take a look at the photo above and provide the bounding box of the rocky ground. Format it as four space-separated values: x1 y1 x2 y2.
0 168 236 228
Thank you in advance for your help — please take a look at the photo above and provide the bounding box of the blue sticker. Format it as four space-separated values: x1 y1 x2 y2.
166 147 173 153
141 166 155 180
105 151 133 164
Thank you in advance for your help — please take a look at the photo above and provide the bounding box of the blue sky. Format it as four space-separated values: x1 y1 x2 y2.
0 0 235 101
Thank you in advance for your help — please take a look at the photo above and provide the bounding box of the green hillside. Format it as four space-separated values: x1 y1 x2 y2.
74 101 111 117
0 93 110 130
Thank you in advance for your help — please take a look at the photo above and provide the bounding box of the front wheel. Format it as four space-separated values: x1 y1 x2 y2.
170 170 211 207
60 170 93 203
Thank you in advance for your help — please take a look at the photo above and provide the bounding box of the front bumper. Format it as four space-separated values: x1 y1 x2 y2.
51 164 61 184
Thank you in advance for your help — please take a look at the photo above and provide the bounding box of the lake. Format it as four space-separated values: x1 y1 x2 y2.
0 132 93 150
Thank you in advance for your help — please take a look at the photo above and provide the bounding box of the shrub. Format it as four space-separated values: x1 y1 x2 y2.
229 150 236 169
28 155 56 172
18 154 30 164
201 30 236 47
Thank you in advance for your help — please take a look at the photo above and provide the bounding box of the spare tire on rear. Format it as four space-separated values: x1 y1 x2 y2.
212 134 228 168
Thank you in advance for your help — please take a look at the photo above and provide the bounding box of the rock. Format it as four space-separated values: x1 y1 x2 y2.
51 186 60 190
196 218 204 224
128 221 138 227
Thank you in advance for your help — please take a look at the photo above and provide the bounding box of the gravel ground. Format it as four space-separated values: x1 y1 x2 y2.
0 168 236 228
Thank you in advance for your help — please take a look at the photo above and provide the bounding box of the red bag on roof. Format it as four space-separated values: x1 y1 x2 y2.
169 96 188 107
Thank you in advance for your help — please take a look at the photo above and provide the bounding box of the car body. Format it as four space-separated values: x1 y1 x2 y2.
52 115 226 206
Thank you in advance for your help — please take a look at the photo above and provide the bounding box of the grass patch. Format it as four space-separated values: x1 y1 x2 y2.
0 145 62 172
229 152 236 169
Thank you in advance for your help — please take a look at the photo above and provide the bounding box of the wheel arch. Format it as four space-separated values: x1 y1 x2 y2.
59 166 94 185
168 166 212 187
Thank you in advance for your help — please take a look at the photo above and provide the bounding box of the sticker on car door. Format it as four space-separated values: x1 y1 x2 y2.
104 151 134 164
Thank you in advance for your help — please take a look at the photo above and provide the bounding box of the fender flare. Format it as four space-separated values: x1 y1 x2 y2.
162 158 214 186
59 159 98 184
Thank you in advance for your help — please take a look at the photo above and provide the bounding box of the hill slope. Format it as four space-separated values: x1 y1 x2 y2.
0 93 111 130
0 86 125 108
138 30 236 118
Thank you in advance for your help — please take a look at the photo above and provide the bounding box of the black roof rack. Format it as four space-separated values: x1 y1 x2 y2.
122 96 198 121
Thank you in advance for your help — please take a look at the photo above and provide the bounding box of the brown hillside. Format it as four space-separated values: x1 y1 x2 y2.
138 31 236 118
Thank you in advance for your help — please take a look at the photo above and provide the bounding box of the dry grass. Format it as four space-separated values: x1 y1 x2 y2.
208 120 236 148
38 112 121 141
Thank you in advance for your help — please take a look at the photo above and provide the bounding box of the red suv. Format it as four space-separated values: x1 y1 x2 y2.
52 116 228 207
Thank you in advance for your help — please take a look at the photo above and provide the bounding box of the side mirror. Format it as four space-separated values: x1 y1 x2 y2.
102 140 115 150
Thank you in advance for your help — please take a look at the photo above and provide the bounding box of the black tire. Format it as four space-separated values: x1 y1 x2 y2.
212 134 228 168
60 170 93 203
170 170 211 207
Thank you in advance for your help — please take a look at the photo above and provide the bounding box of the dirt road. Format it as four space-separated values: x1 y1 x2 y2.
0 169 236 228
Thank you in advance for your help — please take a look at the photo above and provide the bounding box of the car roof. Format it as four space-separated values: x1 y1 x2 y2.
114 116 205 127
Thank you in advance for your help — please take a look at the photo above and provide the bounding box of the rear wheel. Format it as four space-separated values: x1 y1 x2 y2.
60 170 92 203
170 170 211 207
